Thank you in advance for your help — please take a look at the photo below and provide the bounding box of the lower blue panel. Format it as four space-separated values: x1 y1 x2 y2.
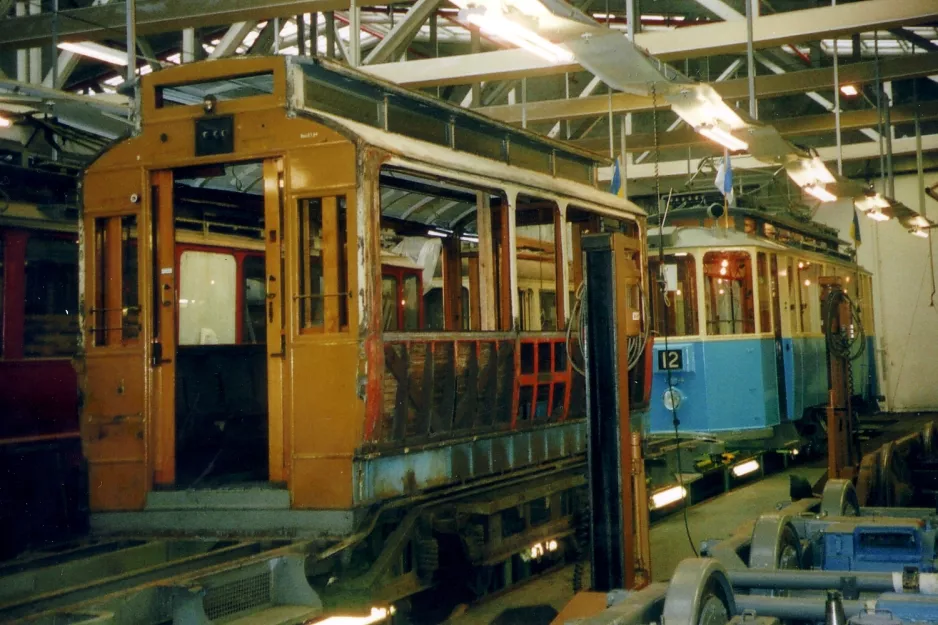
352 421 586 505
649 338 779 435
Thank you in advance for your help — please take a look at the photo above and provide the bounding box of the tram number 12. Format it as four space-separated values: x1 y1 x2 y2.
657 349 683 371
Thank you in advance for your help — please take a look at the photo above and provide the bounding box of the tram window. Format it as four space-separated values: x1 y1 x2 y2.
92 215 139 347
243 255 266 344
382 275 400 331
757 252 773 334
703 251 755 336
23 234 78 358
797 260 820 333
649 254 699 337
379 166 502 332
155 72 275 108
540 291 558 330
178 251 237 345
297 196 348 333
516 195 562 332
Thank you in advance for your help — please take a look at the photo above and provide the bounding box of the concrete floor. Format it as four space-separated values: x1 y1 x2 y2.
448 464 825 624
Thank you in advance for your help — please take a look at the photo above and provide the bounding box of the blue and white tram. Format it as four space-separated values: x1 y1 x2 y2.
644 205 877 492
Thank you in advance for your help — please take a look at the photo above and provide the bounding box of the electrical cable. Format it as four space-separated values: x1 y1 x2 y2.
651 81 698 557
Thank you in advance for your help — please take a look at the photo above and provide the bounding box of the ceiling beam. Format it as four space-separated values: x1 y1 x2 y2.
572 100 938 153
889 27 938 52
365 0 938 87
208 22 260 59
602 132 938 181
476 52 938 124
0 0 389 49
363 0 442 65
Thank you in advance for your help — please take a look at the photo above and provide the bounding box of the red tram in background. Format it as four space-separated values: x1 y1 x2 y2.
0 201 85 558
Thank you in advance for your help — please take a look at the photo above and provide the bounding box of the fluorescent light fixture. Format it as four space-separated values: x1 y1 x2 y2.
786 156 835 189
427 229 451 238
463 9 574 64
911 228 929 238
910 215 930 228
58 41 129 66
460 234 479 243
697 124 748 151
732 459 760 477
840 84 859 97
674 252 688 257
803 184 837 203
651 485 687 510
854 193 890 212
866 210 890 222
311 607 391 625
0 116 11 128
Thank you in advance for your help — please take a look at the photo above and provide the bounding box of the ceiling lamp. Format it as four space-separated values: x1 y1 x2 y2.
0 115 11 128
911 228 929 238
697 124 748 151
854 192 890 212
866 210 890 222
803 183 837 203
58 41 129 66
461 7 574 63
909 215 930 229
840 84 859 97
786 155 835 188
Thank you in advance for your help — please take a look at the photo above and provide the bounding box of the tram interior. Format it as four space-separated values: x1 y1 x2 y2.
172 161 268 487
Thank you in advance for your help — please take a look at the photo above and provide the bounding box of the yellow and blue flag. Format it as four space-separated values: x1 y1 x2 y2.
609 157 625 198
851 206 862 247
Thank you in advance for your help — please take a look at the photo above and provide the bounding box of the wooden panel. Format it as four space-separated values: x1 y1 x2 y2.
88 463 147 511
264 159 286 483
152 170 176 485
291 456 354 510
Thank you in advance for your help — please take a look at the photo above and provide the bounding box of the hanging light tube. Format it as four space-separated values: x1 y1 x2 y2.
803 184 837 203
650 485 687 510
911 228 929 238
463 11 573 64
866 210 890 222
854 192 890 212
697 124 748 151
0 115 11 128
58 41 130 66
732 459 760 477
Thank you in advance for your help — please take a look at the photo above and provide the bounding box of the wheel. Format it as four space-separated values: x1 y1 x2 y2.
661 559 736 625
749 514 802 571
820 479 860 517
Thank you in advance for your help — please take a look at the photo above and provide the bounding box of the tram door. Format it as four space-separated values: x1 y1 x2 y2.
769 254 789 420
151 159 285 488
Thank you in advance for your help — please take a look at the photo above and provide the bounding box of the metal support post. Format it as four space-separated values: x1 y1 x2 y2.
125 0 136 83
820 277 859 480
582 232 649 591
348 0 360 66
325 11 336 59
745 0 758 119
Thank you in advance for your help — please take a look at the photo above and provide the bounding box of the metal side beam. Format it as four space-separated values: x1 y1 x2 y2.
363 0 442 65
364 0 938 87
208 21 260 59
476 52 938 123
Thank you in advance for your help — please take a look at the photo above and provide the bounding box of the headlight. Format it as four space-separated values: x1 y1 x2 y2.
662 388 683 411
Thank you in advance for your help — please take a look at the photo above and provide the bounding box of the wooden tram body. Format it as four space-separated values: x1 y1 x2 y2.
78 56 647 538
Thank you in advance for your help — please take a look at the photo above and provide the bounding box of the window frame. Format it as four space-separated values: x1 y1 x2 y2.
87 213 141 349
295 194 351 336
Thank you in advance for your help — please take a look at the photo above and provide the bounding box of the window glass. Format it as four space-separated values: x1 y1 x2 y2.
121 215 139 341
382 275 399 331
402 274 420 330
797 260 820 333
243 255 266 344
757 252 773 333
516 195 561 331
24 235 78 357
649 253 699 337
178 251 237 345
298 196 348 332
703 251 755 335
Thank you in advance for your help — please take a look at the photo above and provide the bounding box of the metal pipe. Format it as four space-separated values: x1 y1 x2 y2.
51 0 58 89
729 569 897 592
832 0 842 175
297 14 306 56
626 0 636 41
125 0 136 84
620 114 628 199
736 596 865 621
915 80 937 306
326 11 336 58
745 0 757 119
349 0 360 66
884 81 895 197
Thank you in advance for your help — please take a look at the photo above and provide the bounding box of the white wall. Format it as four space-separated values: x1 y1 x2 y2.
815 173 938 412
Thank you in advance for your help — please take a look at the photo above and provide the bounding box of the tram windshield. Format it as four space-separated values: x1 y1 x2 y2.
703 251 755 335
649 253 698 337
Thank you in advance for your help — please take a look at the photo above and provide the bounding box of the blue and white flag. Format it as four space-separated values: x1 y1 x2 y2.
714 152 734 206
609 157 625 198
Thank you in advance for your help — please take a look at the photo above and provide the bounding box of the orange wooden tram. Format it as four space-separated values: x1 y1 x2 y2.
78 56 647 542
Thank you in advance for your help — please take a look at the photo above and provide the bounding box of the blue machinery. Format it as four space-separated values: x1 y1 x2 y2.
561 480 938 625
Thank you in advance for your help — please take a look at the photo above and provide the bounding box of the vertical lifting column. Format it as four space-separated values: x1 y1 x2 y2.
820 277 860 481
582 232 650 591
